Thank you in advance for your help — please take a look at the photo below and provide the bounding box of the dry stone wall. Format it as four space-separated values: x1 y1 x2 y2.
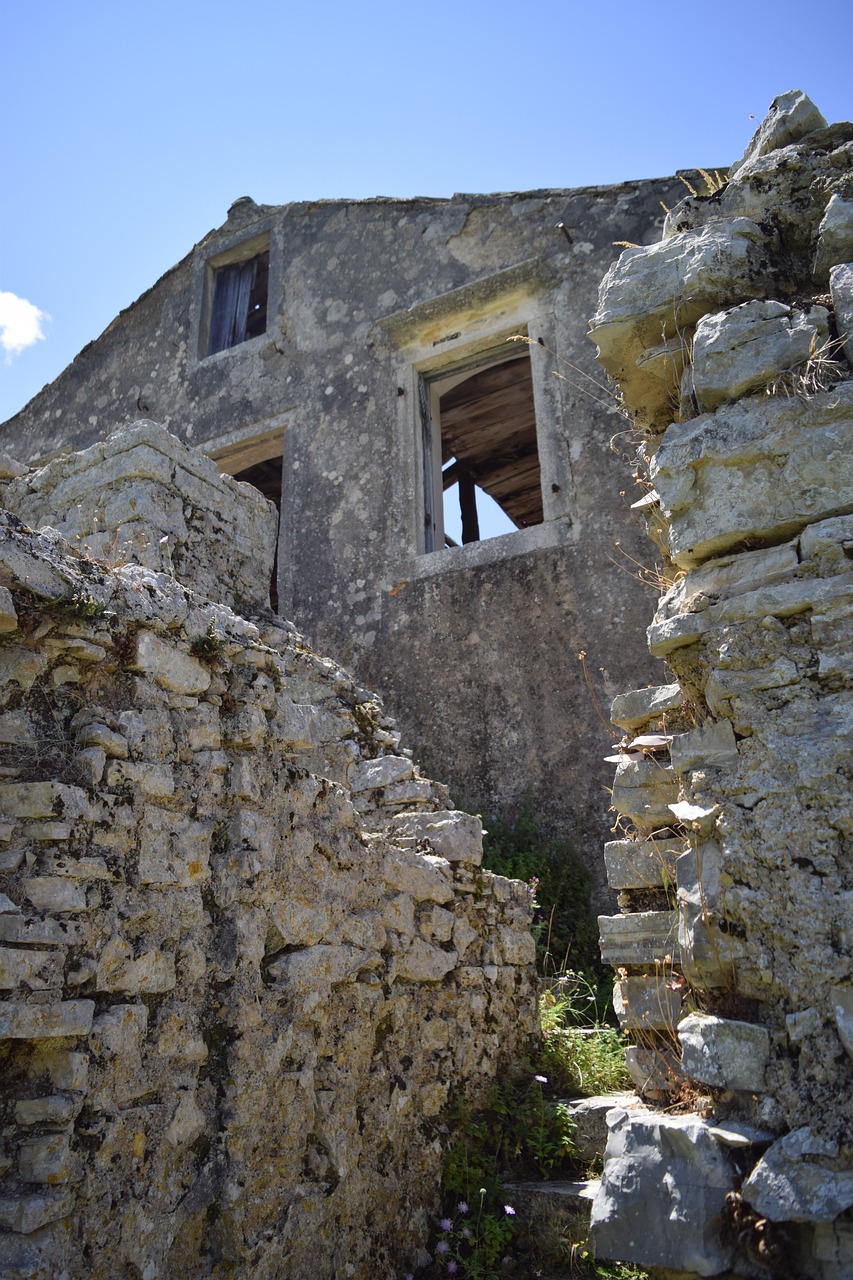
589 92 853 1278
0 436 538 1279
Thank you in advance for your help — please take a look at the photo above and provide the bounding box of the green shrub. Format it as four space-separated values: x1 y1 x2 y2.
479 796 600 983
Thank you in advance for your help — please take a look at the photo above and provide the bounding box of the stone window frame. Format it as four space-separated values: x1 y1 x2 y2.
191 219 278 365
384 262 573 570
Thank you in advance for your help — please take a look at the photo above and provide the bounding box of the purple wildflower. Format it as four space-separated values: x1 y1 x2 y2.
457 1201 468 1215
504 1205 516 1216
446 1262 459 1275
436 1240 449 1255
440 1218 453 1232
534 1074 547 1084
461 1226 471 1239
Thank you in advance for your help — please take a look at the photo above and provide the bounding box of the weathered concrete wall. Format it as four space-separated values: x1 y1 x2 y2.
0 457 538 1277
589 93 853 1279
1 179 693 889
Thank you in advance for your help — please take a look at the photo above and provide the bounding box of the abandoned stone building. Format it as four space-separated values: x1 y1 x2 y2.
1 173 694 895
1 89 852 1280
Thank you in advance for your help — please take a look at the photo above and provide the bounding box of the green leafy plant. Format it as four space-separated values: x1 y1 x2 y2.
539 972 631 1097
480 796 600 980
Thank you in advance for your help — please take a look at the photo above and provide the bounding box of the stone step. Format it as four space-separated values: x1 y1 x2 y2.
502 1177 600 1234
559 1093 646 1165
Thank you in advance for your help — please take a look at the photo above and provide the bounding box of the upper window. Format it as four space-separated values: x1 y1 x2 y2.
420 345 543 551
207 248 269 355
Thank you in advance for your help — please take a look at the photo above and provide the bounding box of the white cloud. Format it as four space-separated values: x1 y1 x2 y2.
0 290 49 358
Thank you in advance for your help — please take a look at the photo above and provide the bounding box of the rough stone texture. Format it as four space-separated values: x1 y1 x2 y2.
741 1127 853 1223
0 175 698 905
728 89 828 178
677 1013 770 1091
591 93 853 1279
0 516 538 1279
831 261 853 366
3 421 277 612
686 299 830 413
590 1109 736 1276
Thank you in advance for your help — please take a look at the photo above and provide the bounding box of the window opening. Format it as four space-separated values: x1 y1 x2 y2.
422 349 543 550
208 249 269 355
232 454 282 612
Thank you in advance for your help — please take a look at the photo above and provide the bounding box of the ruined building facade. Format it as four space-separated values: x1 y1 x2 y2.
2 176 693 891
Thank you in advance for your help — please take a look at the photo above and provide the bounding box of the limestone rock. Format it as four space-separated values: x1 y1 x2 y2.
652 382 853 568
830 261 853 367
610 683 682 731
670 721 739 773
598 911 679 966
603 837 682 890
678 1012 770 1091
729 90 828 177
687 300 830 412
813 194 853 283
591 1109 735 1275
591 219 772 427
742 1127 853 1223
386 809 484 863
831 984 853 1061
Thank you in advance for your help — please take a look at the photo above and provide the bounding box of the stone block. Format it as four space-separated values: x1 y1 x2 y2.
676 842 744 988
381 851 454 903
591 218 772 427
646 612 710 656
560 1094 640 1165
591 1109 735 1275
624 1046 683 1095
348 754 414 792
387 810 484 863
15 1096 79 1126
610 757 680 833
830 261 853 367
0 1189 75 1233
164 1091 206 1149
729 90 827 177
598 911 679 966
603 838 682 890
23 877 88 913
74 722 128 758
614 975 683 1032
742 1127 853 1223
813 194 853 283
687 300 829 412
393 937 457 983
268 899 332 948
95 937 177 994
0 1000 94 1039
498 925 535 966
652 382 853 569
269 944 378 991
18 1133 78 1184
0 915 84 946
610 683 682 730
670 721 739 773
677 1012 769 1091
0 782 89 821
138 807 211 887
0 947 64 991
131 630 211 695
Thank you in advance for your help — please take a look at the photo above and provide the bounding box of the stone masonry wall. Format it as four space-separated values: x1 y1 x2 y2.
0 444 538 1278
2 421 278 614
588 93 853 1278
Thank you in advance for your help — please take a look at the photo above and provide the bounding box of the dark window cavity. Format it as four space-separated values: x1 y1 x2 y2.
208 250 269 355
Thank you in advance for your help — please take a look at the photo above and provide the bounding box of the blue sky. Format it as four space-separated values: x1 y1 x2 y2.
1 0 851 425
